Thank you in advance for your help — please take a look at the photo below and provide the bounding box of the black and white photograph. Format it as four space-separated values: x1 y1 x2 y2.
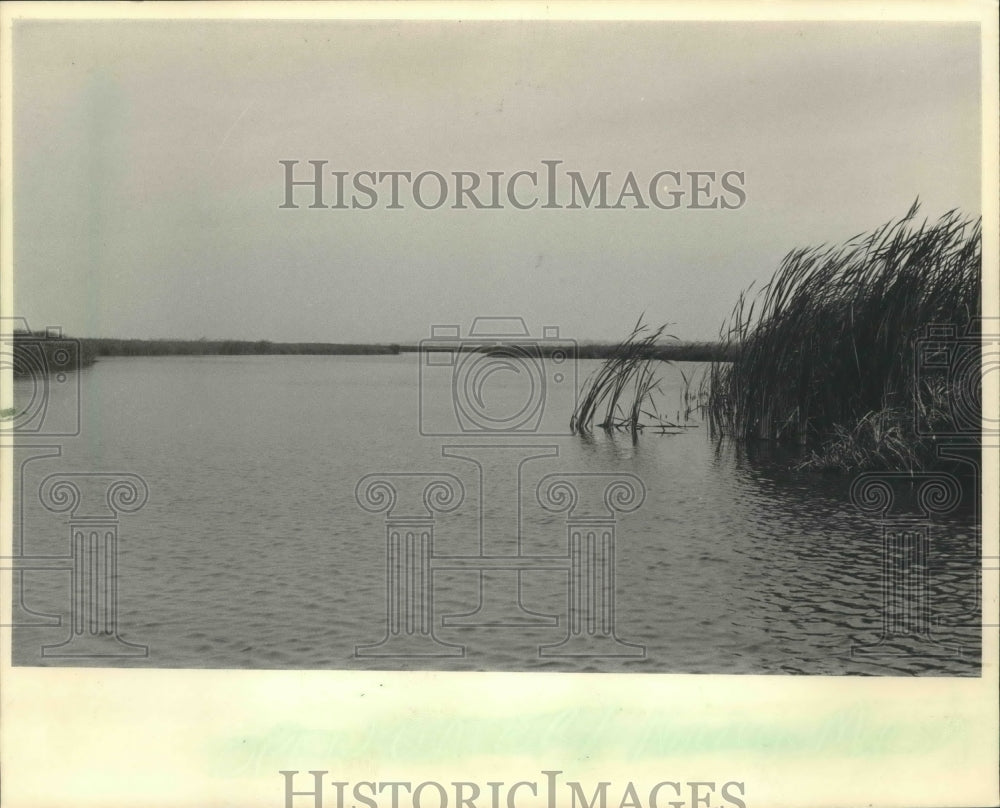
2 2 997 807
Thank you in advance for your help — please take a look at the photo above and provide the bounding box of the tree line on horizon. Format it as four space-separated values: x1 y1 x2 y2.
10 332 735 372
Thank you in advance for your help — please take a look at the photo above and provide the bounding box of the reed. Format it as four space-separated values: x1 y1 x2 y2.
707 201 981 470
570 317 684 436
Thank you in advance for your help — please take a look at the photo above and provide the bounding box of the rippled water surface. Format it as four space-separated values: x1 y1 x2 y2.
13 356 982 674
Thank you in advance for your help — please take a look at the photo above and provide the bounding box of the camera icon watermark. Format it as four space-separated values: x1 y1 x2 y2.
354 316 648 663
914 318 999 437
0 317 83 437
418 317 577 436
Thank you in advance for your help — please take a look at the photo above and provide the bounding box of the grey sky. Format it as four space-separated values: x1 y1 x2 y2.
14 20 981 342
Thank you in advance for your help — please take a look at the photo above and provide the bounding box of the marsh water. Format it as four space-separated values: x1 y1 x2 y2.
12 356 982 674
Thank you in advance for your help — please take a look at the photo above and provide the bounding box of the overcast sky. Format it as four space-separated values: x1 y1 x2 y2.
13 20 981 343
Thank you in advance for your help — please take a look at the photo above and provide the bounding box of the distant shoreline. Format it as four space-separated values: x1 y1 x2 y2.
11 334 737 375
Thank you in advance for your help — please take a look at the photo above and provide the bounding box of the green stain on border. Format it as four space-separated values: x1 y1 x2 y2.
208 704 969 776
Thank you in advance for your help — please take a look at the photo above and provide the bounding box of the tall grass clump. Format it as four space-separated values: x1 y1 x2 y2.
707 201 981 471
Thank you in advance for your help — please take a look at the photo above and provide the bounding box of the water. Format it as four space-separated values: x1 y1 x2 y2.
11 355 982 674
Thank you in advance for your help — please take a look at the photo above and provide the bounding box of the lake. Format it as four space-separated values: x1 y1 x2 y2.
11 355 981 674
